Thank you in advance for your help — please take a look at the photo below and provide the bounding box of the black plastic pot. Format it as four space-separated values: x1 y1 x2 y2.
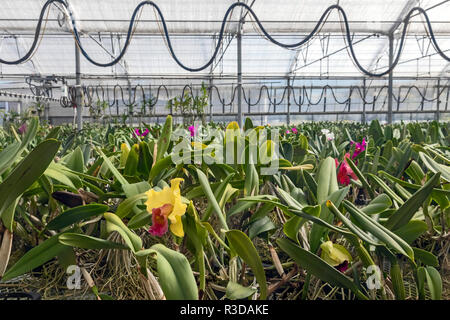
0 292 41 300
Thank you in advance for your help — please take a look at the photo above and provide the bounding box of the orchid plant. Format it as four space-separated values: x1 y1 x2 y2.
0 116 448 301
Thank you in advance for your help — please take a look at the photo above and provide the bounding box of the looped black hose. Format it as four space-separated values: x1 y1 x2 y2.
246 85 273 106
210 84 237 106
3 1 450 77
94 84 102 103
83 85 95 107
180 84 194 102
104 84 113 108
155 85 170 106
64 82 448 112
330 85 352 104
393 84 446 103
303 85 326 105
209 85 225 105
209 85 239 107
135 84 146 105
128 86 137 105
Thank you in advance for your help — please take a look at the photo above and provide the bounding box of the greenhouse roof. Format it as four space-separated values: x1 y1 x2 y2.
0 0 449 79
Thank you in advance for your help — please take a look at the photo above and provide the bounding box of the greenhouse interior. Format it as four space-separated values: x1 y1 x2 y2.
0 0 448 303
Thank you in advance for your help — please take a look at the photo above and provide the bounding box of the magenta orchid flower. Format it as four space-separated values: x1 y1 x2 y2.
188 125 196 137
286 129 291 134
351 138 366 159
134 128 149 137
18 123 27 135
336 260 349 273
291 127 298 134
337 153 358 186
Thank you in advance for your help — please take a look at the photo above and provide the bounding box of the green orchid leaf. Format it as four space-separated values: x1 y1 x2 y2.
47 204 109 230
196 168 228 230
155 115 172 163
413 248 439 267
393 220 428 244
419 152 450 182
277 238 368 300
58 233 129 250
385 173 440 230
225 230 267 300
2 233 67 281
362 194 392 215
226 281 257 300
425 266 442 300
0 139 60 220
150 243 198 300
104 212 142 252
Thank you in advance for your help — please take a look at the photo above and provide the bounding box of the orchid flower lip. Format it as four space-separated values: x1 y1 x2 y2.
336 260 349 273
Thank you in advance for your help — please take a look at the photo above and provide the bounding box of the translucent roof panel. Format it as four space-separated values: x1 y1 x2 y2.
0 0 449 79
0 34 219 76
245 0 414 34
124 35 217 75
385 36 450 76
403 0 450 34
218 36 298 76
0 0 241 34
2 0 450 34
289 35 391 77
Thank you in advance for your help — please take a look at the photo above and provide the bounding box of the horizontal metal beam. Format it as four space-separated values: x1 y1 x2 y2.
4 32 450 38
1 74 449 81
48 110 450 119
3 25 450 36
3 18 450 24
2 84 439 90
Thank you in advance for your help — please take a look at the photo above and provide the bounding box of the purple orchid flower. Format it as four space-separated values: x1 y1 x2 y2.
336 260 349 273
188 125 196 137
352 138 366 159
134 128 149 137
18 123 27 135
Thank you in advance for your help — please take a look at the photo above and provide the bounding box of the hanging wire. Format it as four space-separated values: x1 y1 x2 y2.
0 1 449 77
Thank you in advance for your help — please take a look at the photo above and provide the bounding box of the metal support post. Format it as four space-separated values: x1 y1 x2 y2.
436 79 440 122
209 78 213 123
128 79 133 126
75 43 83 131
287 78 291 125
388 33 394 124
237 21 243 128
362 78 367 124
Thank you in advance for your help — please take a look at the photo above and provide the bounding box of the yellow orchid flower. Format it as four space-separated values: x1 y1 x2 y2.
320 241 352 272
145 178 187 237
120 143 130 168
226 121 240 130
121 143 129 151
191 141 207 150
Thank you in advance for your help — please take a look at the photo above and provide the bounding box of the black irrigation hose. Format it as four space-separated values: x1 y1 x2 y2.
1 1 450 77
61 83 449 114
